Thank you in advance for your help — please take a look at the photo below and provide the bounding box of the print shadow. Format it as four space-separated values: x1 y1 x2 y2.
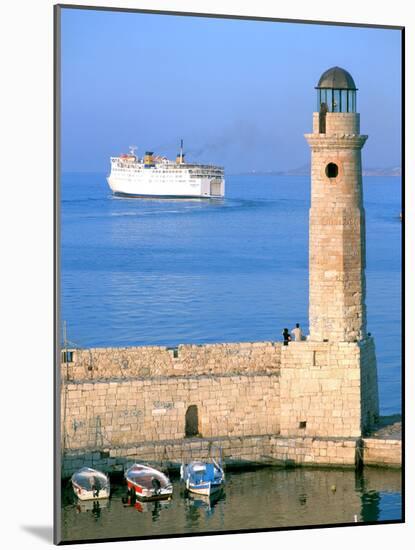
20 525 53 543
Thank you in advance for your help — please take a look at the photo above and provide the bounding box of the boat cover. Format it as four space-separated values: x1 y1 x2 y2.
204 463 215 482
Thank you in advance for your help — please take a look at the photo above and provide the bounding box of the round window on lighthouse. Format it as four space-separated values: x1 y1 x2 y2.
325 162 339 179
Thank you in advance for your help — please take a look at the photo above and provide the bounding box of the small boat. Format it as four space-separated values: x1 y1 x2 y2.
71 467 110 501
125 464 173 501
180 460 225 496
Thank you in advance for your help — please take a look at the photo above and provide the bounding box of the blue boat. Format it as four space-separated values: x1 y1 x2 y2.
180 460 225 496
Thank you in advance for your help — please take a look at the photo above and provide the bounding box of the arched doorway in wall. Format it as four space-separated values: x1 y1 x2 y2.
185 405 199 437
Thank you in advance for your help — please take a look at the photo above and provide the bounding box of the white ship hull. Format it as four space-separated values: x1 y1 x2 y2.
107 154 225 199
107 173 224 199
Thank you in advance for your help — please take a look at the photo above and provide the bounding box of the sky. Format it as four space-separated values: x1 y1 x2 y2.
60 7 402 173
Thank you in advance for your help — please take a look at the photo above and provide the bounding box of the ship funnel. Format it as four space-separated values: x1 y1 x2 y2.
144 151 155 167
176 139 185 164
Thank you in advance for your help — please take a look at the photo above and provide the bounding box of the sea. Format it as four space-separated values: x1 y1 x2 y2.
60 172 402 539
61 172 402 415
61 467 402 543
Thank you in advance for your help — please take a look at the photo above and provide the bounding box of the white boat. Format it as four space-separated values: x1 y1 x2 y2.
180 460 225 496
106 141 225 199
71 467 110 501
125 464 173 501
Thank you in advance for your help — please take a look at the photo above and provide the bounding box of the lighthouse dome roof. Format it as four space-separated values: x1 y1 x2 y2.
316 66 357 90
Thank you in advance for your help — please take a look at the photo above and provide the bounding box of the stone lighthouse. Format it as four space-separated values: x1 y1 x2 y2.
280 68 379 439
305 66 367 343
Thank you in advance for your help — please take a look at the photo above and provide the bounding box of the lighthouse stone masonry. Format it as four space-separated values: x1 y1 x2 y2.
307 67 368 343
280 67 379 439
61 68 389 475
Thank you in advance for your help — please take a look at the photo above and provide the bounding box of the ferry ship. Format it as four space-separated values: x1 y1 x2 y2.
107 141 225 199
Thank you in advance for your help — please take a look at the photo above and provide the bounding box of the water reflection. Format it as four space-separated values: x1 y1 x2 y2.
121 493 172 519
184 489 226 525
355 468 385 523
76 498 109 519
61 466 402 542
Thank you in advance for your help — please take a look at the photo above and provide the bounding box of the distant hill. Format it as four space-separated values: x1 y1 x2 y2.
284 163 310 176
231 169 285 176
232 165 401 177
361 166 401 177
283 164 402 176
283 164 402 177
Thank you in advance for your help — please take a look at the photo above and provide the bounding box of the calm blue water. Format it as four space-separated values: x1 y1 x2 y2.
61 467 402 542
61 173 402 415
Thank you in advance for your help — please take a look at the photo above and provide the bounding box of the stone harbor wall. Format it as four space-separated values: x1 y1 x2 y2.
61 341 282 381
61 434 360 478
62 435 402 477
279 338 378 438
62 433 401 478
60 338 396 473
362 420 402 468
61 374 281 451
362 438 401 468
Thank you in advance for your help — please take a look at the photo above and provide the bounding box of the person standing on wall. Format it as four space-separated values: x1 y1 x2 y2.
291 323 303 342
282 328 291 346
